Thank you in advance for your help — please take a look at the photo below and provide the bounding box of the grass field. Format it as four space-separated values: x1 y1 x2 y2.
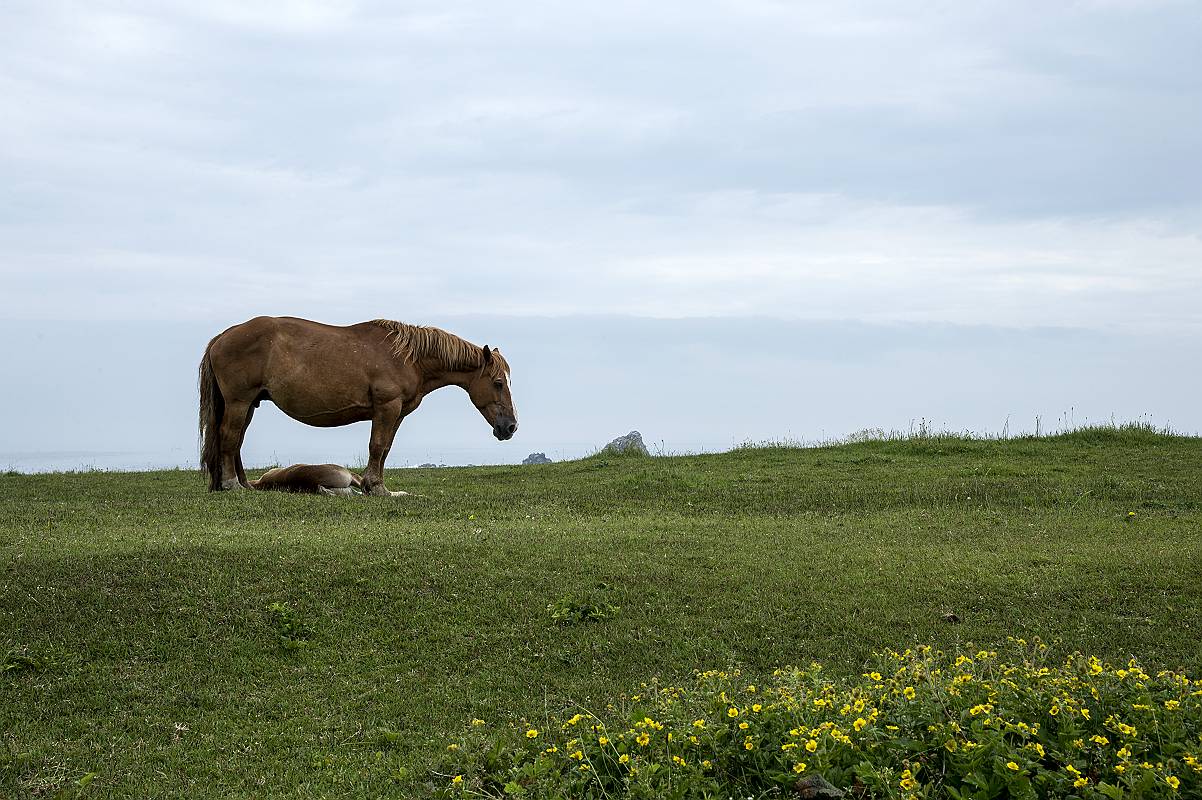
2 427 1200 798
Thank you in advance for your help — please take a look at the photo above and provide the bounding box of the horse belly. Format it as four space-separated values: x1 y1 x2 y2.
267 371 375 427
262 334 378 427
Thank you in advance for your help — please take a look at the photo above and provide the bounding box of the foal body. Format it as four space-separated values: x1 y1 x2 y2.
250 464 363 496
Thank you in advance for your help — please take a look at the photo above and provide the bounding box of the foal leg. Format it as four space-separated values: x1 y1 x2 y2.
218 400 253 491
361 402 404 497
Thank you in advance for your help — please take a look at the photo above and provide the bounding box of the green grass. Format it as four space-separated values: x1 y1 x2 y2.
2 427 1200 798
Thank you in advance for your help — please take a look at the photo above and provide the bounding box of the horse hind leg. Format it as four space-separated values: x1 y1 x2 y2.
218 400 253 490
234 404 257 488
318 486 356 497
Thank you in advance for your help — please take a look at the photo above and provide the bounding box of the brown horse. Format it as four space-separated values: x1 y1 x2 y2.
249 464 368 496
199 317 516 494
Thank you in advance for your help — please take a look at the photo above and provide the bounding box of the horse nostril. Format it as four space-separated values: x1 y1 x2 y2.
507 423 517 435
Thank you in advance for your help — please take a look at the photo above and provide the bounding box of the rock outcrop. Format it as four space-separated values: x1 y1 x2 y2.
603 431 649 455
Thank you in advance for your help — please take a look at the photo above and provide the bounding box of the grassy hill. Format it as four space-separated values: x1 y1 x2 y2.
2 427 1200 797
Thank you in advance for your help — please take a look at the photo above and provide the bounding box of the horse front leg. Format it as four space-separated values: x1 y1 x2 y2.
361 402 404 497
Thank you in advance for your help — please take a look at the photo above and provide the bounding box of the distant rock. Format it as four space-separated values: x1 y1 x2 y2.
603 430 649 455
522 452 552 465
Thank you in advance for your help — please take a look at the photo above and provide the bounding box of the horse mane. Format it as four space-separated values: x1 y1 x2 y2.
371 319 508 374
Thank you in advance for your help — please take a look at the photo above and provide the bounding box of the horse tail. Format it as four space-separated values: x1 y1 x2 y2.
198 339 224 491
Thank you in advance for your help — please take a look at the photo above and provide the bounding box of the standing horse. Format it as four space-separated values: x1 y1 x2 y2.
198 317 516 494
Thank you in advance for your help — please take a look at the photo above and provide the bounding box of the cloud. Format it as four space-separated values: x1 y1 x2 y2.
1 0 1199 331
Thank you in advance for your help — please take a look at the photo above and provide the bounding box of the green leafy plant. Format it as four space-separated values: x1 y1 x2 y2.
2 645 41 676
547 586 620 625
266 602 315 649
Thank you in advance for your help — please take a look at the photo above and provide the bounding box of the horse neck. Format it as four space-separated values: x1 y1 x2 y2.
415 355 481 394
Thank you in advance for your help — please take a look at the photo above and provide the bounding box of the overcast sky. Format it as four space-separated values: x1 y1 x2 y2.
2 2 1200 469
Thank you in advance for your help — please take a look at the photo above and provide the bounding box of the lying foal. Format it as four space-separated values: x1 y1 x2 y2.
249 464 411 497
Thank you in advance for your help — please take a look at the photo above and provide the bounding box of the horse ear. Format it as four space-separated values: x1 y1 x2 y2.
482 345 493 364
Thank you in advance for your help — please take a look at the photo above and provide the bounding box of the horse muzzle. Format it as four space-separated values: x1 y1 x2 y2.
493 418 518 441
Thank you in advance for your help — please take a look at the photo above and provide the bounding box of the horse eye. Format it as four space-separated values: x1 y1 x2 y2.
493 380 504 389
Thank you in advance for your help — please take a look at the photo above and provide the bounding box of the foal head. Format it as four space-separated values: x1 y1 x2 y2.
468 346 517 441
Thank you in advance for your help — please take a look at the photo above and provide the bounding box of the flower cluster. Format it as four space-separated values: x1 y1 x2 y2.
433 641 1201 798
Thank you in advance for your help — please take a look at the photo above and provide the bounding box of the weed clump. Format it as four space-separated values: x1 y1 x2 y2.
266 602 315 649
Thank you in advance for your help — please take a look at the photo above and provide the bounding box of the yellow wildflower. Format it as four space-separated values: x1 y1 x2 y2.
900 769 918 790
793 762 807 774
1165 700 1180 710
903 686 916 700
739 722 749 730
727 707 740 718
752 703 762 712
636 733 650 746
470 718 485 727
1007 762 1020 771
853 717 868 732
1074 777 1088 788
806 739 818 753
1091 735 1109 746
1167 776 1180 790
526 729 539 739
598 736 608 745
618 753 629 764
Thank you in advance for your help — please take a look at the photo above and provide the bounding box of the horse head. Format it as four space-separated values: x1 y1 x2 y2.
468 346 517 441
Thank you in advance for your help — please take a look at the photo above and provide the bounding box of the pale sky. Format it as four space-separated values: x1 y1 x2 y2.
2 2 1199 469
